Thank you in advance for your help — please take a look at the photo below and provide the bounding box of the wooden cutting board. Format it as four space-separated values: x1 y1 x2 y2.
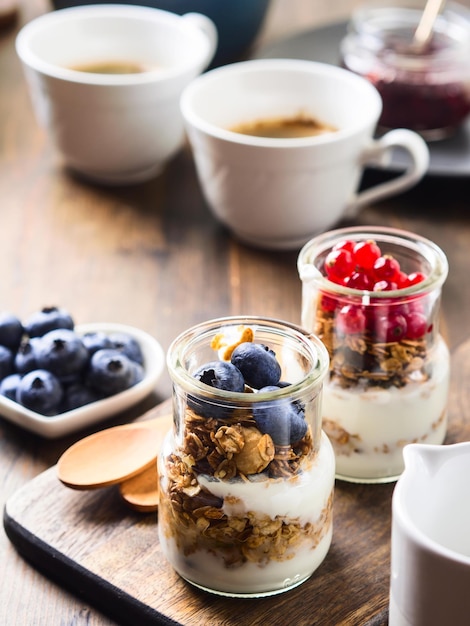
4 341 470 626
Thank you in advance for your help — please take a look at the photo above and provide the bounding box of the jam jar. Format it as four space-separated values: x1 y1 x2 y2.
297 226 449 483
340 0 470 140
158 316 334 597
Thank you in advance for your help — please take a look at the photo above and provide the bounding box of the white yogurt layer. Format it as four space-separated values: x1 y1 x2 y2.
322 336 450 483
159 431 335 596
198 434 334 523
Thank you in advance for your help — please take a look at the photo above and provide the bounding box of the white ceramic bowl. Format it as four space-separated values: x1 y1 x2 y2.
0 323 165 438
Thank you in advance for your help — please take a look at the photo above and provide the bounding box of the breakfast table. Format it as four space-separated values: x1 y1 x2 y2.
1 0 470 624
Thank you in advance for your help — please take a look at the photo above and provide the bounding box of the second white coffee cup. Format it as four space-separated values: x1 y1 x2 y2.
180 59 430 250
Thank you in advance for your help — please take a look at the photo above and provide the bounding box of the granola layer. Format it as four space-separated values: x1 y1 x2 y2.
158 407 334 587
314 304 430 390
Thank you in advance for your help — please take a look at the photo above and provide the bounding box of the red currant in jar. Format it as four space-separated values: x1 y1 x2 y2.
373 280 398 292
332 239 355 254
320 293 338 313
336 304 367 335
352 240 381 270
405 311 428 339
373 255 400 281
344 271 373 291
406 272 427 287
409 298 426 313
312 234 437 348
324 248 354 282
375 312 408 343
395 271 409 289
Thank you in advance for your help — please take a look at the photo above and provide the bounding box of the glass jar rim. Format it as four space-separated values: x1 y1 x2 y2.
350 0 470 34
297 225 449 299
167 315 330 403
344 0 470 64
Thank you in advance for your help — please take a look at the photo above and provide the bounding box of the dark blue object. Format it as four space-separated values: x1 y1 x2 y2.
14 338 41 374
188 360 245 419
86 349 143 396
192 360 245 393
82 331 114 356
109 332 144 366
23 306 74 338
0 373 22 401
253 385 307 446
16 369 64 415
230 342 281 390
36 329 89 379
62 381 102 411
0 345 14 380
50 0 271 67
0 312 23 351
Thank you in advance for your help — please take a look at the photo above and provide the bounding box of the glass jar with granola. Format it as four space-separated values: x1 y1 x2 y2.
159 316 334 597
297 226 449 483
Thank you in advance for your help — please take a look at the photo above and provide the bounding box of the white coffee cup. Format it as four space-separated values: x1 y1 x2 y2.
16 4 217 185
180 58 430 250
390 442 470 626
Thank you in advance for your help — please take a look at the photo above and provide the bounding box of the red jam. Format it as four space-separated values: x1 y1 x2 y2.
341 2 470 140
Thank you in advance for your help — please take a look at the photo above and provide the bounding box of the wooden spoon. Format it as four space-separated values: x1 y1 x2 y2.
57 413 172 489
119 463 160 513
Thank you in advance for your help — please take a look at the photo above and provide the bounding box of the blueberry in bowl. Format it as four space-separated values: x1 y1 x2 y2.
0 312 23 351
86 349 145 396
35 328 89 381
16 369 63 416
23 305 74 338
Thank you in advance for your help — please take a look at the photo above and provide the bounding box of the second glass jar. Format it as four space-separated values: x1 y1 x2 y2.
298 226 449 483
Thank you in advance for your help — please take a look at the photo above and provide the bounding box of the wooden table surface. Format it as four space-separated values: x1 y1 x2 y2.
1 1 470 624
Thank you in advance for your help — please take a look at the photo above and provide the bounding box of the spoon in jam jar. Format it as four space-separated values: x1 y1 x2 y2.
412 0 445 51
57 413 172 490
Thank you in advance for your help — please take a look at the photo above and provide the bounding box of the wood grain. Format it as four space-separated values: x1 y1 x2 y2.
5 409 394 626
2 0 470 624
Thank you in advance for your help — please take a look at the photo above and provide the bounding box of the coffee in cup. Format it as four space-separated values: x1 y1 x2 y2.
230 114 337 139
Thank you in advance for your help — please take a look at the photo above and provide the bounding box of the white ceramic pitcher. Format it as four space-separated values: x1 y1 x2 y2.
390 442 470 626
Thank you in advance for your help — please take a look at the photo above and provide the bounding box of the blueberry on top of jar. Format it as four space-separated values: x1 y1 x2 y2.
253 386 307 446
192 360 245 393
188 361 245 419
230 342 281 389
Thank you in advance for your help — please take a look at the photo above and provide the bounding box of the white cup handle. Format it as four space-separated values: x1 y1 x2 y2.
346 129 430 216
181 12 218 69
